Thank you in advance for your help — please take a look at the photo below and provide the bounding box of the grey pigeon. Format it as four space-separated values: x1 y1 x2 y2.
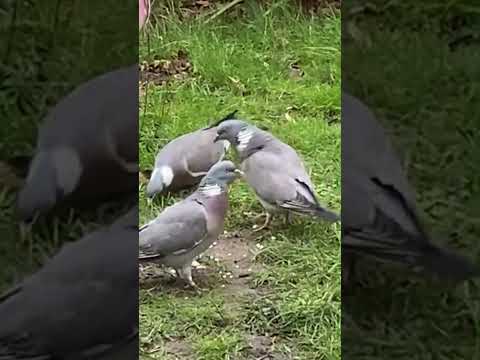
17 65 138 222
213 118 339 231
145 111 237 198
342 92 479 283
139 160 242 288
0 206 138 359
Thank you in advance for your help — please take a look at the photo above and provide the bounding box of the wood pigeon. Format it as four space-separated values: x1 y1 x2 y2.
342 91 479 283
145 111 237 198
213 117 339 231
139 160 242 289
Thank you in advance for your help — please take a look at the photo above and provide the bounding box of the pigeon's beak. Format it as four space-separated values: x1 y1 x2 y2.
234 169 244 177
213 134 221 143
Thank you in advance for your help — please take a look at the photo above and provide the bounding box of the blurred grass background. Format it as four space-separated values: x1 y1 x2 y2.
343 1 480 359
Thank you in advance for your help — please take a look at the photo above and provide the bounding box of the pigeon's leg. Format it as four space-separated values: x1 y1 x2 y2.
18 214 38 242
254 213 272 232
284 212 293 226
177 265 200 290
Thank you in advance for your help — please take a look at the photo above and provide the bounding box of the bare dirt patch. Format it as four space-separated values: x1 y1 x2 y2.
139 50 192 87
245 335 296 360
139 229 263 295
164 339 194 360
203 230 263 295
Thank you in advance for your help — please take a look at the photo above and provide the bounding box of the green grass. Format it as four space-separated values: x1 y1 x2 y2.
343 2 480 359
139 3 340 359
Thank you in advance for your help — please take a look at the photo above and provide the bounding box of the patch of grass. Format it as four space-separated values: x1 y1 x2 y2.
194 331 244 360
140 3 340 360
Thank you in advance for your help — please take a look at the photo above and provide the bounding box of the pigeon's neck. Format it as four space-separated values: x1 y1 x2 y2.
235 127 255 153
235 128 268 159
198 181 227 197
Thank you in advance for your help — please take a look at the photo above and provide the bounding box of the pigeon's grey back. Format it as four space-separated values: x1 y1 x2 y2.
154 127 225 175
0 209 138 358
39 65 138 154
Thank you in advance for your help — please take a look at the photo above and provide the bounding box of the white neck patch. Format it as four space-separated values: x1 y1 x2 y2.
200 183 222 197
236 128 253 152
223 140 231 152
51 147 83 195
159 165 174 187
219 141 230 161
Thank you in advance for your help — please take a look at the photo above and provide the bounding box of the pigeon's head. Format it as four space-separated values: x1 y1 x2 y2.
202 160 243 186
213 120 249 146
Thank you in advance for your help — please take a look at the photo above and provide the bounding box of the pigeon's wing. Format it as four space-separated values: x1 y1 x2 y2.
342 167 424 260
139 199 208 259
343 92 422 235
185 129 226 173
342 92 417 207
243 151 318 212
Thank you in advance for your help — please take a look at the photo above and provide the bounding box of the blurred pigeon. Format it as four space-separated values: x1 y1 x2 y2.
0 206 138 359
145 111 237 198
17 65 138 222
342 92 479 283
139 161 242 288
214 118 339 231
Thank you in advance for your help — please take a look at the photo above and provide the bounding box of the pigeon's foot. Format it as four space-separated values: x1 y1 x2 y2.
253 213 272 232
177 265 204 292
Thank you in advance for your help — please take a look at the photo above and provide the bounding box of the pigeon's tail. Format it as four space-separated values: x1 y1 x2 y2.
312 206 340 223
205 109 239 129
417 245 480 282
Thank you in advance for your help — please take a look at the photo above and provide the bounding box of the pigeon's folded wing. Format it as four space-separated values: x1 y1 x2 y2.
139 200 208 259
